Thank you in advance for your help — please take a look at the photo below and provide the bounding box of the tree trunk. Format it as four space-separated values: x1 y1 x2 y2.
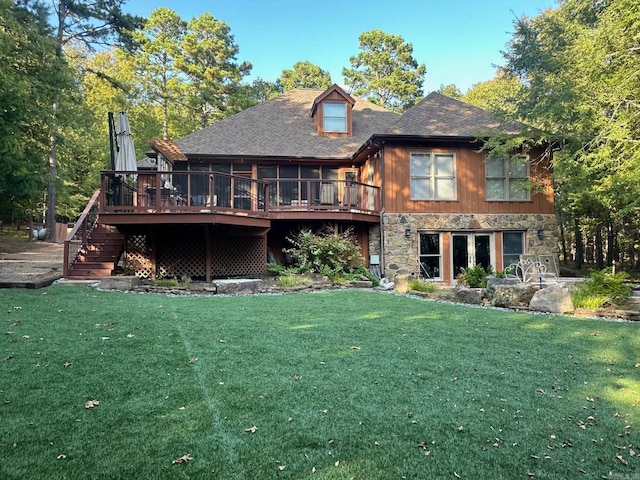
574 218 583 269
45 113 57 242
45 2 68 242
559 219 568 264
595 225 604 269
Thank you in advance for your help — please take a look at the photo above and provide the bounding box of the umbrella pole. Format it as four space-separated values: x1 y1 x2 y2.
108 112 115 171
108 112 119 206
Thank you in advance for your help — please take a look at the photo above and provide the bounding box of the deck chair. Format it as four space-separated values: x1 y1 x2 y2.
320 183 335 205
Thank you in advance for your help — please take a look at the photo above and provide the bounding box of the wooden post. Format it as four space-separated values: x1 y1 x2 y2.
205 225 211 282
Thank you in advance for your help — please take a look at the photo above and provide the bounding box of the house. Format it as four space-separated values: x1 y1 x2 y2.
64 85 556 285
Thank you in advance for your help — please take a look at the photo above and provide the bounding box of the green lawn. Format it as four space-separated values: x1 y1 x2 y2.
1 287 639 479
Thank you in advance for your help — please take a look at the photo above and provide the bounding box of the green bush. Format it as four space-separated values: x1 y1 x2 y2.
458 264 493 288
276 275 308 288
284 226 365 283
409 279 437 293
155 278 178 288
267 263 298 276
571 268 632 308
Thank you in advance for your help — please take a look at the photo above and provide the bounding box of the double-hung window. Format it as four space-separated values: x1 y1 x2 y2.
486 154 530 201
323 102 347 132
410 152 456 200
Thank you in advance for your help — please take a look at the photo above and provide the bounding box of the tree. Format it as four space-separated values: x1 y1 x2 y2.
0 0 70 226
502 0 640 268
178 12 252 128
228 78 282 113
279 61 332 91
463 69 524 119
132 7 186 139
342 29 426 112
437 84 463 100
44 0 143 239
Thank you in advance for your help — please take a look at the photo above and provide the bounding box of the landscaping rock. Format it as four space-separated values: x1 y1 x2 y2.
214 278 264 295
486 277 538 308
529 283 574 313
455 287 485 305
393 271 414 293
100 275 141 291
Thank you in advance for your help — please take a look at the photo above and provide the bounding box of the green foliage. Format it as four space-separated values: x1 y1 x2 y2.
342 29 426 112
458 264 494 288
279 61 332 91
408 279 437 293
276 274 308 288
501 0 640 268
178 12 252 128
571 268 632 308
0 0 69 224
284 225 364 280
349 265 380 287
154 278 178 287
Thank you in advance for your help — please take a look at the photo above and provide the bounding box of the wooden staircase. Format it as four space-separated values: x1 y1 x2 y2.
65 224 125 279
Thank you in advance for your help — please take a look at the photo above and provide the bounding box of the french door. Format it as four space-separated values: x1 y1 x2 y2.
452 233 492 280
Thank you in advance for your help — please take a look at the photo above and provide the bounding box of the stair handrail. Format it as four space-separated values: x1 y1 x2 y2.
64 189 101 277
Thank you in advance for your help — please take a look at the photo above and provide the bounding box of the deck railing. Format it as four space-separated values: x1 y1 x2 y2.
64 189 100 277
99 171 380 215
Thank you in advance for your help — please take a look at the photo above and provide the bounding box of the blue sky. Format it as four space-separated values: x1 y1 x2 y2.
124 0 556 93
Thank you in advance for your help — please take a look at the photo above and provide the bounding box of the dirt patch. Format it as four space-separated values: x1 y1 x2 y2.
0 234 65 287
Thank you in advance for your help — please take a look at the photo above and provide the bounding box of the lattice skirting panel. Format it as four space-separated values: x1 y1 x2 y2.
123 227 266 280
157 236 206 279
211 235 266 277
125 234 153 278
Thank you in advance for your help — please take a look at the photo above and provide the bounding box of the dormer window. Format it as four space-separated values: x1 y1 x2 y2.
311 84 355 136
323 102 347 132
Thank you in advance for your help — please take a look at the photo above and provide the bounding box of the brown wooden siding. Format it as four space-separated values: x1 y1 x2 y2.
383 144 554 215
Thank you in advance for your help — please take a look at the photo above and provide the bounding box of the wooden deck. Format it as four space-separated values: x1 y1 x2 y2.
100 171 381 226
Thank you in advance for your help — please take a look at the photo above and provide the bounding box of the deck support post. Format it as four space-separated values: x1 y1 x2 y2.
205 225 212 282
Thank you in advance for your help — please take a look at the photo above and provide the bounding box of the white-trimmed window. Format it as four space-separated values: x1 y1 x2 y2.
323 102 347 132
419 232 442 279
410 152 456 200
502 231 524 268
486 154 530 201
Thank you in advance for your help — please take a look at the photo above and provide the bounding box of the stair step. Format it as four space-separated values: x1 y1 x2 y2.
67 268 114 278
73 261 116 269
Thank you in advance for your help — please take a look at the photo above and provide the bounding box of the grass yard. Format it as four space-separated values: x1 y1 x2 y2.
1 287 639 479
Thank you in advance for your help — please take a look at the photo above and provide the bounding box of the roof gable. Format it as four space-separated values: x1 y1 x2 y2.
309 84 355 117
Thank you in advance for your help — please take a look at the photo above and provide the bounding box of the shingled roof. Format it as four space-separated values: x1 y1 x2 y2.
384 92 526 138
175 88 398 160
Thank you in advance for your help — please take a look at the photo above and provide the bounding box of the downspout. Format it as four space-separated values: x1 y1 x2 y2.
378 140 386 278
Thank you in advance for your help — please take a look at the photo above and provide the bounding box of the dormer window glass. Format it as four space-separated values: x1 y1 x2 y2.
323 102 347 132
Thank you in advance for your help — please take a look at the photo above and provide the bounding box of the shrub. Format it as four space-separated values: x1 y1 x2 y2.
155 278 178 288
276 275 308 288
458 264 493 288
267 263 298 276
409 279 437 293
284 225 365 283
571 268 632 308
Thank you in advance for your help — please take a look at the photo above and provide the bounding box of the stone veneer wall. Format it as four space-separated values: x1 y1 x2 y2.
368 224 381 265
381 213 558 279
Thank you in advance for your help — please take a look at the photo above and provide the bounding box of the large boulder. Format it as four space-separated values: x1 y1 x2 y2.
486 277 538 308
455 287 485 305
529 283 575 313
